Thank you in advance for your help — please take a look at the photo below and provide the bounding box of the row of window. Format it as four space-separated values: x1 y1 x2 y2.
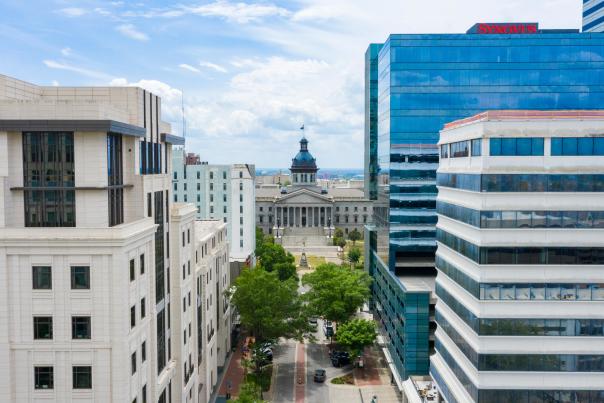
436 255 604 301
438 314 604 372
490 137 545 156
442 136 604 159
437 200 604 229
33 316 90 339
437 173 604 193
436 284 604 336
34 366 91 390
434 344 604 403
32 266 90 290
437 228 604 265
441 139 482 158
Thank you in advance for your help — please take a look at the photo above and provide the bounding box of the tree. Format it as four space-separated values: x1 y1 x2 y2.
233 379 266 403
348 229 362 245
255 227 273 258
336 237 347 248
332 236 341 247
334 228 344 239
335 319 377 357
257 243 297 281
302 263 371 324
228 268 311 343
347 247 362 267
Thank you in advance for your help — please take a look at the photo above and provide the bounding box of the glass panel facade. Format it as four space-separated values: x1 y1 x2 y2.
552 137 604 156
107 133 124 227
490 137 544 156
371 254 430 379
23 131 75 227
438 173 604 192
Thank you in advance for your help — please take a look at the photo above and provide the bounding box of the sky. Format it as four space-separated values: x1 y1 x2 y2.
0 0 583 168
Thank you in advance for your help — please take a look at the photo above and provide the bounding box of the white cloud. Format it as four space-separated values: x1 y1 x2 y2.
199 61 228 73
60 47 72 56
58 7 87 17
179 64 201 73
94 7 112 17
43 60 114 81
116 24 149 41
51 80 60 86
185 1 290 23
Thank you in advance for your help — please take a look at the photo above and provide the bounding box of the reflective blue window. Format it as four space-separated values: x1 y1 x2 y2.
489 137 544 156
552 137 604 156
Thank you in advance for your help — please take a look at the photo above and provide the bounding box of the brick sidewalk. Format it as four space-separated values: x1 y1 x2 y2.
217 338 246 399
353 347 382 386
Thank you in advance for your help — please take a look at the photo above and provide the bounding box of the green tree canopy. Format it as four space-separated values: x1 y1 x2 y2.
348 229 362 244
302 263 371 324
347 247 362 266
334 228 344 239
335 319 377 357
254 227 297 281
233 379 266 403
228 268 310 342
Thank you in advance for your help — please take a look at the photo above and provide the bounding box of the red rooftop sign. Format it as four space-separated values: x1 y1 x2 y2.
467 23 539 34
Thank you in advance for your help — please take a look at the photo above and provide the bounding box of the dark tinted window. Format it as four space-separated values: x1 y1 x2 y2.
71 266 90 289
32 266 51 289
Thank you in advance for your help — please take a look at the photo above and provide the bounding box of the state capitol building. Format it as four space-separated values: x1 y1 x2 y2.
256 136 373 237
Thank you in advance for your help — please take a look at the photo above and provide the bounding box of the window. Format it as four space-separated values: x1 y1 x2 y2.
142 385 147 403
239 182 243 191
187 229 190 244
174 172 178 180
210 172 214 180
223 206 227 213
23 132 75 227
71 266 90 289
239 171 243 178
490 137 544 156
240 240 243 248
34 317 53 339
210 206 214 214
182 232 185 247
173 183 177 191
188 261 191 275
139 254 145 275
35 366 53 389
32 266 51 289
197 171 200 179
450 140 469 158
131 306 136 328
210 183 213 191
142 341 147 362
184 183 187 191
72 316 91 339
130 259 135 281
471 139 482 156
141 298 146 319
552 137 604 156
72 366 92 389
131 352 137 375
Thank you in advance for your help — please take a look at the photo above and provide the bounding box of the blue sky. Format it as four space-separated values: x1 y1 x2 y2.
0 0 582 167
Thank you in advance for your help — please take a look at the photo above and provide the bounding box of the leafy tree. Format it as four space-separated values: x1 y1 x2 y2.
228 268 311 343
332 236 341 247
255 227 273 258
302 263 371 324
257 243 297 281
335 319 377 357
282 180 291 186
337 237 347 248
334 228 344 239
347 247 362 266
348 229 362 245
233 379 266 403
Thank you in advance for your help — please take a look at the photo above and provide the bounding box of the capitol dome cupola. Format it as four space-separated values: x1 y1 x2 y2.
290 136 318 186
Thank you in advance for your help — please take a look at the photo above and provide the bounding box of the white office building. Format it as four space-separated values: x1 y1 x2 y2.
584 0 604 32
432 110 604 403
172 150 256 273
0 74 230 403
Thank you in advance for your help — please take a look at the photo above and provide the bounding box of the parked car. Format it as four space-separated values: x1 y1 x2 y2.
330 351 351 367
309 317 318 327
313 369 326 383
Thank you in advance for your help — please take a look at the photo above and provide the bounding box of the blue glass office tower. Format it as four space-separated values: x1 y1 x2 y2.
364 23 604 387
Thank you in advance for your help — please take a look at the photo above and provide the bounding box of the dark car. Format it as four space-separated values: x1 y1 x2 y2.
313 369 326 383
330 351 351 367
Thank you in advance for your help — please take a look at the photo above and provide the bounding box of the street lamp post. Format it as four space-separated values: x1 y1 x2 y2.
274 218 283 243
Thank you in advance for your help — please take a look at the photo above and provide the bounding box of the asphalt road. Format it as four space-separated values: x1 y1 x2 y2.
272 341 296 403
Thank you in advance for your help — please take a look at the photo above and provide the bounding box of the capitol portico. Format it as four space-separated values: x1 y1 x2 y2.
256 136 373 237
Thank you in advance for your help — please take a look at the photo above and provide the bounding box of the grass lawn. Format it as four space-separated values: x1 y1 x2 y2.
295 255 326 268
